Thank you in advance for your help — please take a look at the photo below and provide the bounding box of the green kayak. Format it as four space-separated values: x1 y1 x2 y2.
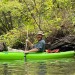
0 51 74 60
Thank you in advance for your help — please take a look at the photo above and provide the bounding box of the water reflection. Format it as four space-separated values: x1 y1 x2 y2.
0 58 75 75
3 64 8 75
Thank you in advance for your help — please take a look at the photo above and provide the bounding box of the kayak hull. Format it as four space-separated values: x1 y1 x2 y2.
0 51 74 60
26 51 75 60
0 52 25 60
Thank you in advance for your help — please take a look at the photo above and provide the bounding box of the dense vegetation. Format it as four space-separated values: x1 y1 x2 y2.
0 0 75 49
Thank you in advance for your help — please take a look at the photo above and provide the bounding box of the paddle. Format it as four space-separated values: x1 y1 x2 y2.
24 25 28 61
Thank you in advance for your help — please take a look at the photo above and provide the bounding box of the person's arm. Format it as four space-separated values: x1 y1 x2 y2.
26 39 33 48
28 41 33 48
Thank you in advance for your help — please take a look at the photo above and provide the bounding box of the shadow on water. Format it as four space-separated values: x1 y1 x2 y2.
0 58 75 75
3 64 8 75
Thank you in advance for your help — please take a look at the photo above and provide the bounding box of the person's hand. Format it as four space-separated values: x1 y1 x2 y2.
26 39 30 43
26 39 29 42
24 50 29 53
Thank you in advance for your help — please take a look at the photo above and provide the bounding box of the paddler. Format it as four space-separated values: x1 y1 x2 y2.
24 31 45 53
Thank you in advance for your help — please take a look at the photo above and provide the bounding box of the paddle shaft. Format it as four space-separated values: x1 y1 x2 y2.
25 26 28 50
25 26 28 61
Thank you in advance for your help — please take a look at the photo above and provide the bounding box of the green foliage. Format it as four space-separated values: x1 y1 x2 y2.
0 1 23 16
0 0 75 48
0 28 26 47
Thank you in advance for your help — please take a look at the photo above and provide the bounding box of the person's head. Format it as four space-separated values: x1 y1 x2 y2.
36 31 44 41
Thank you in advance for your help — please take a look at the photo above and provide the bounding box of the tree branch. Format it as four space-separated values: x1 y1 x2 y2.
24 0 42 30
2 11 10 31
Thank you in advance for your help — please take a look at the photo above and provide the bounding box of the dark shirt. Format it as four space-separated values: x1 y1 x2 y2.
33 39 45 52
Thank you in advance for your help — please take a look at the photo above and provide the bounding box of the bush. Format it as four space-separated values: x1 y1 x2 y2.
0 28 26 49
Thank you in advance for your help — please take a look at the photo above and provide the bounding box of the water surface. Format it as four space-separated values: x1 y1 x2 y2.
0 58 75 75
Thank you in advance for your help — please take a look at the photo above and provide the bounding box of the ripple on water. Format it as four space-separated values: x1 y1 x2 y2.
0 58 75 75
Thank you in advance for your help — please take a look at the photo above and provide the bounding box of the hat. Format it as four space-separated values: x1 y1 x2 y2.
37 31 44 35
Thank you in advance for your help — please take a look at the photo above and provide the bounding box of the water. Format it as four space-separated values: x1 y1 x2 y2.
0 58 75 75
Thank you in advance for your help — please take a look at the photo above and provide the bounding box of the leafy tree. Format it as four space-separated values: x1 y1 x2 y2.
0 0 75 48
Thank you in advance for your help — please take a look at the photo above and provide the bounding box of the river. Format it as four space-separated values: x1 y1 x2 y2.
0 58 75 75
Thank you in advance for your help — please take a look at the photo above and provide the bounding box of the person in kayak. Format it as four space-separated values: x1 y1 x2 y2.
24 31 45 53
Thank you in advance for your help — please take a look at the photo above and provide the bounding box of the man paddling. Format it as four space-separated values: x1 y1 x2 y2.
24 31 45 53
